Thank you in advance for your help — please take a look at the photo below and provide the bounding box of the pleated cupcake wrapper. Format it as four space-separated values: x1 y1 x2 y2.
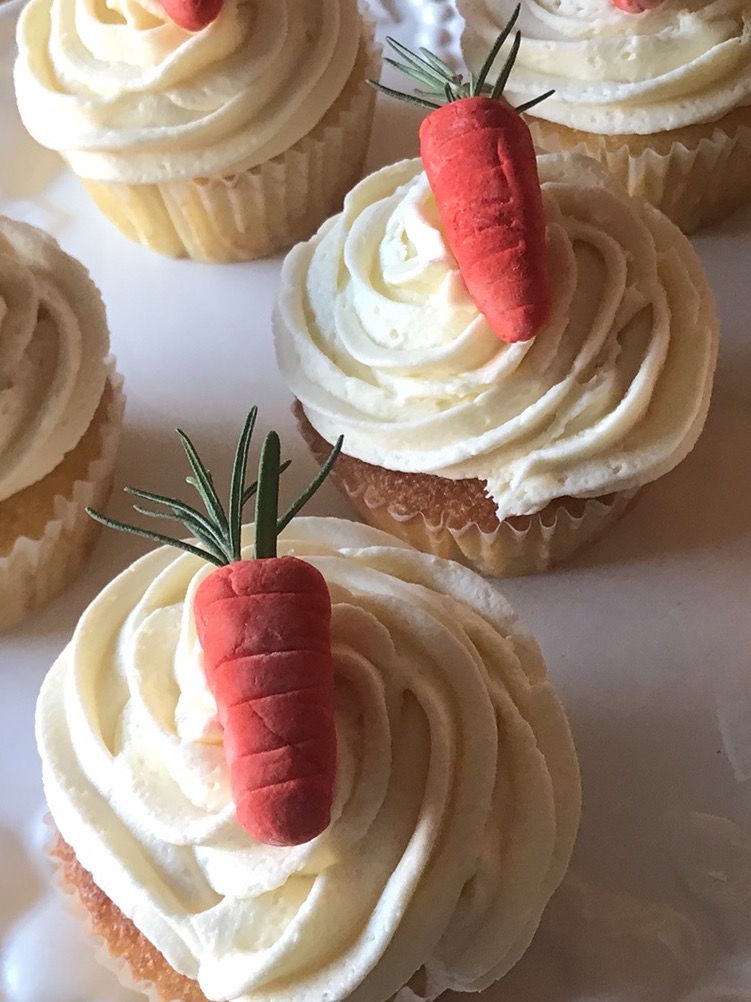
0 367 124 632
528 115 751 234
339 477 641 578
75 20 381 262
291 403 640 577
48 826 442 1002
47 830 181 1002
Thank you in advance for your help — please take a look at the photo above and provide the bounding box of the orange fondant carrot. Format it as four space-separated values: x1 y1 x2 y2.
194 555 336 845
160 0 222 31
370 7 553 343
88 409 343 847
419 96 549 343
613 0 663 12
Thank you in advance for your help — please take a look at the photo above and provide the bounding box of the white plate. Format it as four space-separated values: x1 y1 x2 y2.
1 2 751 1000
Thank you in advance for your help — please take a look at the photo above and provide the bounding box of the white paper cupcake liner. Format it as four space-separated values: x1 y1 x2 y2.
0 366 125 632
48 828 184 1002
293 403 640 577
528 113 751 234
77 20 381 262
340 478 641 578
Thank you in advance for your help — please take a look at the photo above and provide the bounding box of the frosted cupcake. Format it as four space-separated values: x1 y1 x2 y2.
458 0 751 232
14 0 380 262
37 412 580 1002
0 216 124 631
273 27 718 576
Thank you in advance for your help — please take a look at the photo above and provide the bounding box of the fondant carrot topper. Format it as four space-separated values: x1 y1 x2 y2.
88 408 342 847
160 0 222 32
612 0 663 12
370 6 552 343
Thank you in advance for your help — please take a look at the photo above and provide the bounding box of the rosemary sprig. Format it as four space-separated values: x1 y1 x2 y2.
254 431 281 560
278 436 343 535
367 4 552 113
87 408 343 566
177 427 230 542
474 3 519 96
489 27 521 100
228 405 257 560
368 81 440 110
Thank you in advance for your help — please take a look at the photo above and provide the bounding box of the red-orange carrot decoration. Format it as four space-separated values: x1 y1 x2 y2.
194 555 336 846
420 96 549 344
369 6 553 343
612 0 663 12
160 0 222 32
88 408 343 847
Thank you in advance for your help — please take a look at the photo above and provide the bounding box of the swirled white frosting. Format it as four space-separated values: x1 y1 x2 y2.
0 216 109 502
13 0 361 183
37 517 580 1002
274 156 718 521
459 0 751 134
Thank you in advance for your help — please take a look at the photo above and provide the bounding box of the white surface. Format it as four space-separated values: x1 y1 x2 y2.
1 1 751 1000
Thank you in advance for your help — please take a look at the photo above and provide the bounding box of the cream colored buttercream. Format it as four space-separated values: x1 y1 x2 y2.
37 517 580 1002
459 0 751 134
274 155 718 521
14 0 361 183
0 216 109 501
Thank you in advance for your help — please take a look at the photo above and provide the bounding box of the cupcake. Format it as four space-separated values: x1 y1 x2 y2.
13 0 380 262
457 0 751 233
273 28 718 576
36 413 581 1002
0 216 124 631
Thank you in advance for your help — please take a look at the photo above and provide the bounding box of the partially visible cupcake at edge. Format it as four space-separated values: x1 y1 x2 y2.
458 0 751 233
0 216 124 631
13 0 380 261
273 26 719 576
37 413 581 1002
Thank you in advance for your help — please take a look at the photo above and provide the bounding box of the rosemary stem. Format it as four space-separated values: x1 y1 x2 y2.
254 432 281 560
